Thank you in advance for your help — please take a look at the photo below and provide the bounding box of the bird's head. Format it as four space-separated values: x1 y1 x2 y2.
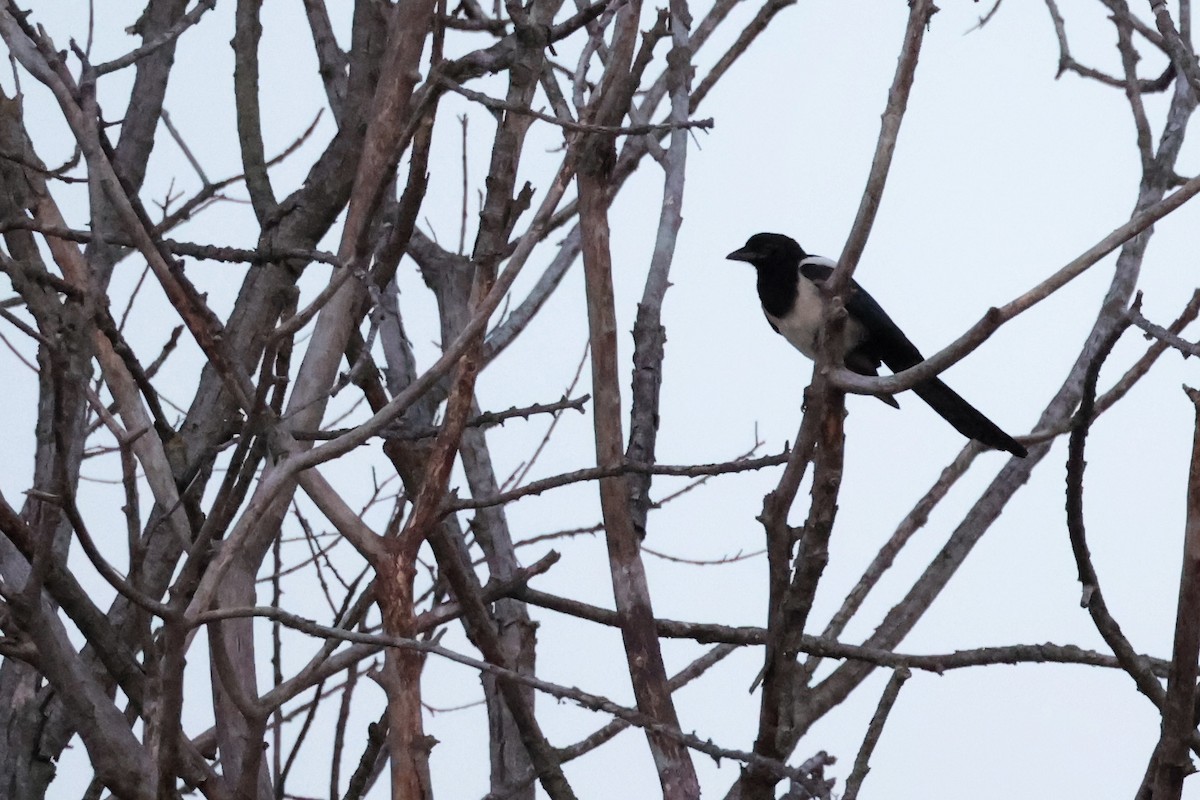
726 233 806 268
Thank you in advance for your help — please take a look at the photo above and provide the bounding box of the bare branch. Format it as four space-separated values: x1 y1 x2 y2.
1149 386 1200 798
842 669 910 800
94 0 217 75
831 170 1200 399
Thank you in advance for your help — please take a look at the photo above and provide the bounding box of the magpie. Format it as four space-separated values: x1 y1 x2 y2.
727 232 1027 458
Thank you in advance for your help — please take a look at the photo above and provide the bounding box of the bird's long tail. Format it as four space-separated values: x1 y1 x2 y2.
912 378 1027 457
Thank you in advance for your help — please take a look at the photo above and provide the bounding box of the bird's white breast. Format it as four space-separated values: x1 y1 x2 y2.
766 274 825 359
766 256 867 361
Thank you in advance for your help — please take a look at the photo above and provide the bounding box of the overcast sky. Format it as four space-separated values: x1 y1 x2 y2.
8 0 1200 798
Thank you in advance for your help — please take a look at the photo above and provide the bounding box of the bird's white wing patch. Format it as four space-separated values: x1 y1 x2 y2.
800 255 838 271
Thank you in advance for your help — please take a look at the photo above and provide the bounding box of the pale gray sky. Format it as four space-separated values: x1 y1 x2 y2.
5 1 1200 798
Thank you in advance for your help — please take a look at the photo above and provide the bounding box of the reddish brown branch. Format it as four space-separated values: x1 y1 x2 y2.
573 0 698 786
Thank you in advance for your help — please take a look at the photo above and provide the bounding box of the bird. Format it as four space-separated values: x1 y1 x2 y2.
726 232 1027 458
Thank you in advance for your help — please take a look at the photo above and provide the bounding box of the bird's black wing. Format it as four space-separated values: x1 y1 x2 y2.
798 260 925 374
799 260 1027 457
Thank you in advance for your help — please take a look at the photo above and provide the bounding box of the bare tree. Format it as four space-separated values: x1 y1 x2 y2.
1 1 1200 799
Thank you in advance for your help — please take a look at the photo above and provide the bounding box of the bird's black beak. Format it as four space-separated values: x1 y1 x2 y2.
726 246 756 263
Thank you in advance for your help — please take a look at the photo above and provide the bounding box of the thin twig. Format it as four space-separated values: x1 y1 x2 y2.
444 449 790 513
440 75 714 135
192 603 816 785
94 0 218 75
842 668 911 800
292 395 590 441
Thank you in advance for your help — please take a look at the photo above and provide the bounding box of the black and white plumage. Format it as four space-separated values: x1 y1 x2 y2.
727 232 1027 458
